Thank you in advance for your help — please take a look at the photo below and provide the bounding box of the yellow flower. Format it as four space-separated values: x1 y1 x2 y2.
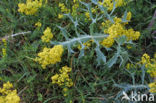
3 81 13 89
41 27 53 43
101 13 140 48
71 1 79 17
139 53 156 78
2 48 6 57
58 14 63 19
2 38 7 47
125 29 140 41
0 96 5 103
106 23 124 37
63 88 68 92
35 45 64 69
114 17 122 24
102 20 111 29
59 3 70 13
91 8 96 13
126 45 132 49
101 36 114 48
126 63 130 69
98 1 103 5
126 63 137 69
126 11 132 21
63 93 67 96
35 22 42 28
18 0 43 15
51 66 73 96
78 40 93 50
141 53 150 64
148 82 156 93
51 74 59 84
0 82 20 103
59 66 72 73
85 12 90 19
102 0 125 11
2 38 7 57
5 90 20 103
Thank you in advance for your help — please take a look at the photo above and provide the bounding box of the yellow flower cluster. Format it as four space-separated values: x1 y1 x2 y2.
126 45 132 49
126 11 132 21
35 45 64 69
78 40 94 50
58 3 70 19
51 66 73 96
63 87 68 97
2 39 7 57
126 53 156 93
59 3 70 13
72 0 79 17
125 29 140 41
58 1 80 18
51 66 73 87
41 27 53 43
101 36 115 48
138 53 156 93
18 0 43 15
101 12 140 48
99 0 125 11
140 53 156 77
85 12 90 19
35 21 42 28
58 14 64 19
0 82 20 103
85 8 97 21
148 81 156 93
141 53 151 66
102 20 111 28
126 53 156 77
126 63 138 69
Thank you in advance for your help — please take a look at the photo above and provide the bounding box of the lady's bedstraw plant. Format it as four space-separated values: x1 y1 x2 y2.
51 66 73 97
140 53 156 77
140 53 156 93
149 82 156 93
58 0 80 19
18 0 47 15
127 53 156 79
125 53 156 93
35 26 63 68
113 53 156 101
0 82 20 103
98 0 125 11
41 27 53 43
35 45 64 69
100 11 140 48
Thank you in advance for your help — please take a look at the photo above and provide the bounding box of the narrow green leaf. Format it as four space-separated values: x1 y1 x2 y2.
107 53 118 68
